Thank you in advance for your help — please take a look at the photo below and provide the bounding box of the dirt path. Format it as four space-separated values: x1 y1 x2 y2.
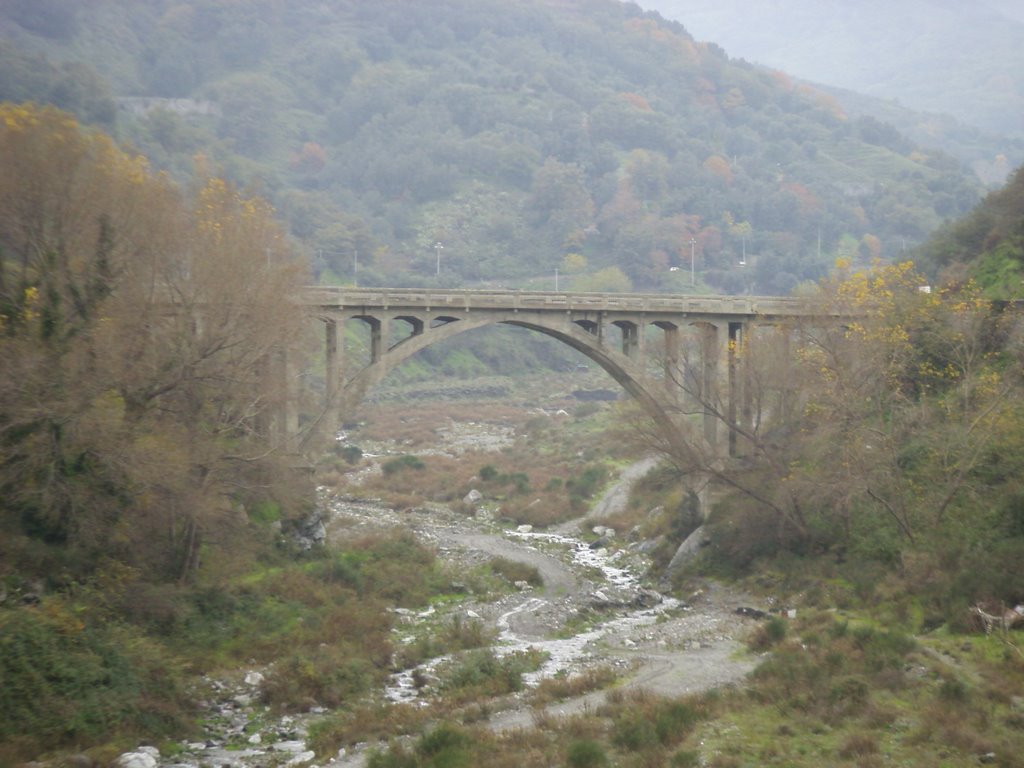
552 455 659 536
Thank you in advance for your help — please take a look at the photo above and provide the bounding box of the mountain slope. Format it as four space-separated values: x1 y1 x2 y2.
0 0 988 294
915 165 1024 295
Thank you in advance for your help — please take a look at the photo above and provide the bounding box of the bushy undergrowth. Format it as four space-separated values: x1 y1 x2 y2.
438 648 546 704
0 603 190 763
367 724 481 768
0 529 451 760
393 615 495 671
488 556 543 588
343 609 1024 768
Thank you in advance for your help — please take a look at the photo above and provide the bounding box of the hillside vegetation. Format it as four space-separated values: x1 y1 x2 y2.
0 0 984 294
916 165 1024 297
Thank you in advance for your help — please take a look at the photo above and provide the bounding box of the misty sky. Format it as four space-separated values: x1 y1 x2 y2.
638 0 1024 138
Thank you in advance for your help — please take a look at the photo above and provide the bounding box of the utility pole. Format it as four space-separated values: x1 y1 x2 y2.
689 237 696 288
434 242 443 277
354 248 358 287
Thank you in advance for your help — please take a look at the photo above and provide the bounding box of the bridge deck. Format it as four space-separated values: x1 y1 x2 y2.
302 287 818 320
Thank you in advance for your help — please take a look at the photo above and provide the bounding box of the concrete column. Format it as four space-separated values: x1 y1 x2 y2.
619 321 640 360
779 327 793 425
369 315 390 363
255 353 271 439
266 346 298 452
741 323 755 444
281 346 298 452
700 321 728 455
663 324 680 393
728 321 749 457
325 318 338 403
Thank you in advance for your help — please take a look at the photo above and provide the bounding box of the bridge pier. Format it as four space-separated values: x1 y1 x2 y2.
267 346 299 452
325 318 339 405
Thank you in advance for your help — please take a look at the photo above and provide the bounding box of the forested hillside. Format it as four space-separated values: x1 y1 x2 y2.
915 165 1024 296
0 0 985 294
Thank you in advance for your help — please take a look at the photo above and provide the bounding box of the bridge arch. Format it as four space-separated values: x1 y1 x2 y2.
301 310 684 453
293 287 822 458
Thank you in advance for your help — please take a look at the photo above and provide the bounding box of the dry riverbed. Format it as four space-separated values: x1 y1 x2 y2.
314 467 764 766
143 458 766 768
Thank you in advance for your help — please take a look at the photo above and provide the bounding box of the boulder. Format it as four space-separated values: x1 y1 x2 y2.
665 525 710 574
634 535 665 554
463 489 483 506
634 589 662 608
113 751 158 768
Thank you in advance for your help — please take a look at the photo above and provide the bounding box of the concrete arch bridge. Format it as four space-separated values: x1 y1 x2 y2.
281 288 819 463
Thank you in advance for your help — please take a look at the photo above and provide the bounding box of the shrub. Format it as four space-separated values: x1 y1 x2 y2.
489 556 543 588
417 723 472 758
610 695 703 752
439 649 544 701
339 444 364 464
566 738 609 767
0 604 188 760
249 499 282 525
383 455 426 475
654 701 701 746
827 675 871 721
573 403 601 419
938 676 970 704
566 465 607 506
837 731 879 759
611 712 659 750
747 616 787 651
533 666 617 704
671 750 700 767
260 644 377 710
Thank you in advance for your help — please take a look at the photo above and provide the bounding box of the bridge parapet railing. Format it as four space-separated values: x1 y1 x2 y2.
301 287 813 318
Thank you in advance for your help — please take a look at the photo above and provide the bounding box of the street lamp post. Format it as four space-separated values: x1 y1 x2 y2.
434 242 443 277
689 237 696 287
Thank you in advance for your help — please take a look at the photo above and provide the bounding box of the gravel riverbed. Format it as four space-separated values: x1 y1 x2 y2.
142 460 765 768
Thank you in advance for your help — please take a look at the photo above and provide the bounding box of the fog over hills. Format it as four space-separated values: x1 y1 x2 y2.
641 0 1024 140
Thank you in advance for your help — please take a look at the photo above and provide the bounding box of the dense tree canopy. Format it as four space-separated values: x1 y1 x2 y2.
0 104 307 583
0 0 989 293
915 165 1024 297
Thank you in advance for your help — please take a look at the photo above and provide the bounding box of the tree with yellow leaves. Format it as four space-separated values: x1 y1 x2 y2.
631 257 1024 605
0 104 307 582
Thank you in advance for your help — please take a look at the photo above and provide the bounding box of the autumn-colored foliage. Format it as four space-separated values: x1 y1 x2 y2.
703 154 734 185
0 104 307 583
